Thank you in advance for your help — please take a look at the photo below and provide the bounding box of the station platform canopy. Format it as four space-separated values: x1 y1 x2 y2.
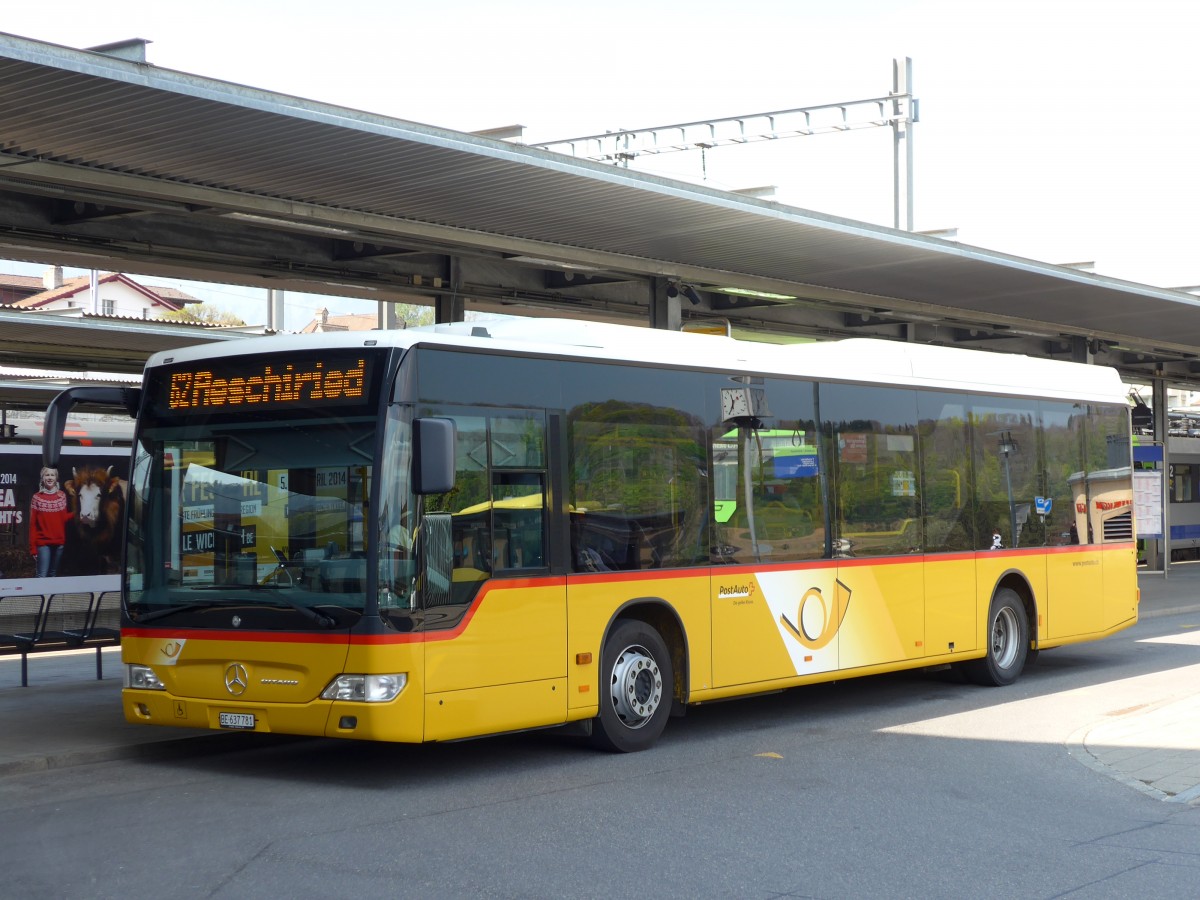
3 31 1200 387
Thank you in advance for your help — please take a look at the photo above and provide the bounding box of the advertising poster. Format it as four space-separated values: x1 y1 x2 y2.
839 433 868 464
0 445 130 594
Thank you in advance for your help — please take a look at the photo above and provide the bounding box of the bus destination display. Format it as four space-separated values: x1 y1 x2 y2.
155 353 374 415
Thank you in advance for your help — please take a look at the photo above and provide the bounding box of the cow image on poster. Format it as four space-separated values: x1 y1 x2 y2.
59 464 126 576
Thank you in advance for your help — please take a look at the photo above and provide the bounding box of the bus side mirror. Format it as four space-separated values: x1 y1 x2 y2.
43 385 141 469
413 417 456 494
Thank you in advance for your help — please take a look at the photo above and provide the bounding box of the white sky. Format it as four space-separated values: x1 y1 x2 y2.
4 0 1200 329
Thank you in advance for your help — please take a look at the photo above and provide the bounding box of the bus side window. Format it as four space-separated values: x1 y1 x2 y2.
492 472 545 570
822 384 922 557
918 393 974 553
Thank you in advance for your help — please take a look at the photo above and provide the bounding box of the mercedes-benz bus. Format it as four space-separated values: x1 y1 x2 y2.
43 318 1138 751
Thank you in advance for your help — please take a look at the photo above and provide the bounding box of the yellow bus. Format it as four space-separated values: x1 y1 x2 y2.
43 319 1138 752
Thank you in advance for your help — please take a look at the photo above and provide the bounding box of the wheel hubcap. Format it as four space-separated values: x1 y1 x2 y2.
609 644 663 729
991 606 1019 669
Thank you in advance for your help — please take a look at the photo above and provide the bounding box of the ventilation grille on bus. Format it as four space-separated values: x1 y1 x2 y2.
1104 510 1134 542
422 513 454 608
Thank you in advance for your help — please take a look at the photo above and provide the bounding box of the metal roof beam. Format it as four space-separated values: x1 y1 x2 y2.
330 240 431 262
51 198 156 225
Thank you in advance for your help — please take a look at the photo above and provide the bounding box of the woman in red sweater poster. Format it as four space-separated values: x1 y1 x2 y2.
29 466 73 578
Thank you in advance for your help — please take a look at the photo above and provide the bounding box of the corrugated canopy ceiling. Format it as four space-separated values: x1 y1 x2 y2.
3 31 1200 386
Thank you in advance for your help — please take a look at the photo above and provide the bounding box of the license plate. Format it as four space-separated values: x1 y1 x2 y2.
218 712 255 730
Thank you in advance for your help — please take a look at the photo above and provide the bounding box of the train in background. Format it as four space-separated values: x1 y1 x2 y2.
1163 432 1200 560
0 416 134 447
1132 409 1200 561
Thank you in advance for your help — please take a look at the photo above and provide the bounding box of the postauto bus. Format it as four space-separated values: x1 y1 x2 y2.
42 318 1138 752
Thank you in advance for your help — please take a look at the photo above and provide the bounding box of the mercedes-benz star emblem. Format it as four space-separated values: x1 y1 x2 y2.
224 663 249 696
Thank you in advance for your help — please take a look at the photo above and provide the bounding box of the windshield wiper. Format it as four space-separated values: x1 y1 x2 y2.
132 601 236 624
261 596 338 629
131 596 337 629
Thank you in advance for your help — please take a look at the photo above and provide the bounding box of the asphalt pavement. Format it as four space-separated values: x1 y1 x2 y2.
2 570 1199 805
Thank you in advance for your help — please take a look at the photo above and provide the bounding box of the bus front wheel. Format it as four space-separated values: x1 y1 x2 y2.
963 587 1029 687
591 619 673 753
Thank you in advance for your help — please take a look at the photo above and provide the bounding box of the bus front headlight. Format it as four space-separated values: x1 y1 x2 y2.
320 673 407 702
124 664 166 690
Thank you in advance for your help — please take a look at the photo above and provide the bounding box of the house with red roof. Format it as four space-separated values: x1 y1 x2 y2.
299 307 378 333
0 273 44 306
0 266 200 318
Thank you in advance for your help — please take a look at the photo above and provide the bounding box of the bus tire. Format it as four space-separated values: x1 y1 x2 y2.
963 588 1029 687
590 619 673 753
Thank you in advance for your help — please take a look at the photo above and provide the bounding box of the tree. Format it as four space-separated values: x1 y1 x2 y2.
161 303 246 326
399 303 435 327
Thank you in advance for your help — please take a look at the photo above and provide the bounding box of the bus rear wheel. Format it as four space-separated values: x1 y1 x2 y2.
590 619 673 753
963 587 1029 687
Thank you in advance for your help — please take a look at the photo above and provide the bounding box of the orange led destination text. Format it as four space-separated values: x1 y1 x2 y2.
168 359 367 410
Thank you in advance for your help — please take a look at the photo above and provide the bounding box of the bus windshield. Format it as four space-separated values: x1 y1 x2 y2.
125 414 376 628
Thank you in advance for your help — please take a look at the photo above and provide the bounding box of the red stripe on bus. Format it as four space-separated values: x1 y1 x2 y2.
123 546 1132 646
124 576 569 646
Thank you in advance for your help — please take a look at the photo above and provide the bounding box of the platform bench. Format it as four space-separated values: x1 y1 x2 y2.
0 591 121 687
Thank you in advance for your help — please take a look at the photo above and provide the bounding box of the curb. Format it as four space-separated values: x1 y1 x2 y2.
1065 722 1173 803
1065 695 1200 807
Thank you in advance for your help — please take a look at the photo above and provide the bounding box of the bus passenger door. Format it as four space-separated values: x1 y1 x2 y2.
708 406 840 688
418 409 568 741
